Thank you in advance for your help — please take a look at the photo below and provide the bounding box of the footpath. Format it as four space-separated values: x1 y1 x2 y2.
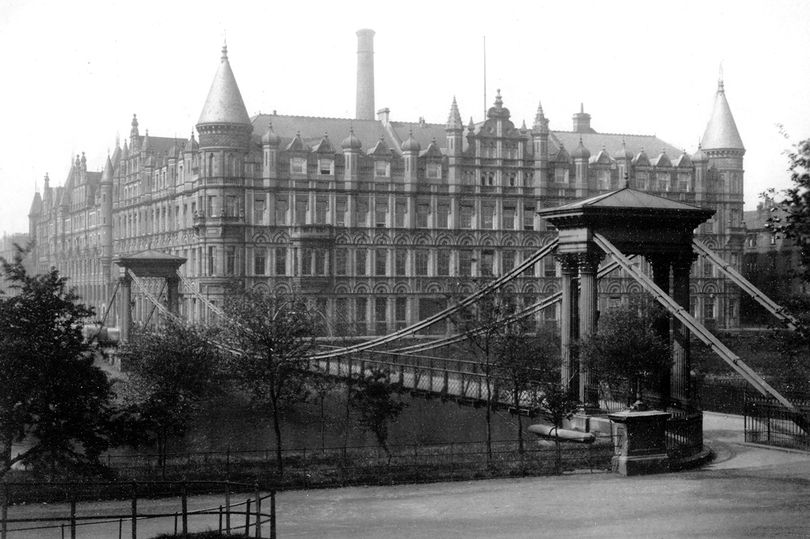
5 412 810 538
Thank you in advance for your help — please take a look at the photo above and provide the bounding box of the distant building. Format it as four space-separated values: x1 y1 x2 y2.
742 197 808 323
28 30 746 333
0 232 31 292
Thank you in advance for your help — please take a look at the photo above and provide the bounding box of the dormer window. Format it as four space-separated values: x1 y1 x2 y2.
291 157 307 175
374 161 390 178
426 163 442 180
319 159 334 175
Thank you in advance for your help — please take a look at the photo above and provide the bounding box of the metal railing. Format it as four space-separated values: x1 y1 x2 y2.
1 480 276 539
744 394 810 451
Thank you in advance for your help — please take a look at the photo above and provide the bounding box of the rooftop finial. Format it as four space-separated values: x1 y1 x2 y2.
580 102 584 113
718 62 724 93
221 42 228 61
623 173 630 189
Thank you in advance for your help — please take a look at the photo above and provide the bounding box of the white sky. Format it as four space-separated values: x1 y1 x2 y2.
2 0 809 235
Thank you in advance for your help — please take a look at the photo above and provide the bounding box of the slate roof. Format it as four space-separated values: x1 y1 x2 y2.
550 131 682 162
548 186 707 212
701 80 744 150
198 45 251 125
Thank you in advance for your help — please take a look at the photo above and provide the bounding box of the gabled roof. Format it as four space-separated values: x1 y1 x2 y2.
312 134 335 154
198 45 250 126
367 137 392 157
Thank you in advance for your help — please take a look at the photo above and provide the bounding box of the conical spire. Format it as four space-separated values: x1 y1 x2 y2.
198 43 251 125
700 76 744 151
101 154 114 183
446 96 463 130
533 100 549 131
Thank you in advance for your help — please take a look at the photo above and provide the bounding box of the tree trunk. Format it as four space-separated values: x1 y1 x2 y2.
320 394 326 453
272 403 283 476
515 387 524 455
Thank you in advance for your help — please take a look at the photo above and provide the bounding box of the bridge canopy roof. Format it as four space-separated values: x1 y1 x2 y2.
538 187 715 256
114 249 187 278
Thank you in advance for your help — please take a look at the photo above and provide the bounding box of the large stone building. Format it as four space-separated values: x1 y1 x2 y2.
28 30 746 335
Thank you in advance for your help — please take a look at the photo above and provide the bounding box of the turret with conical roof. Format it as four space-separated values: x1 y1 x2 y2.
446 97 463 160
700 75 744 201
196 44 252 153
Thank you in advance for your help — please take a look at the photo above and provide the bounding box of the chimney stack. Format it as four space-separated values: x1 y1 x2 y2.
356 29 376 121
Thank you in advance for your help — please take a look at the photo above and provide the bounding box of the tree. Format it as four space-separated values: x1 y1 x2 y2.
767 138 810 283
492 322 558 454
350 368 406 464
579 302 671 408
0 248 122 479
537 381 580 473
451 285 516 464
117 319 222 475
221 287 317 475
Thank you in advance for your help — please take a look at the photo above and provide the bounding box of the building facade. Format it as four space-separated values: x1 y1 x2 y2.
28 31 746 334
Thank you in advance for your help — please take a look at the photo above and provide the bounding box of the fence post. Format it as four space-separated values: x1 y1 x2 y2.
225 482 231 533
245 498 252 536
181 482 188 536
270 490 277 539
70 498 77 539
131 482 138 539
255 482 262 538
1 482 7 539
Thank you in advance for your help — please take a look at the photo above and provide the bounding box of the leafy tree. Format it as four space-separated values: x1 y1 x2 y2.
538 381 580 473
766 138 810 283
117 319 222 475
450 285 516 463
0 248 122 479
350 368 406 464
579 302 670 408
221 287 317 475
492 322 558 454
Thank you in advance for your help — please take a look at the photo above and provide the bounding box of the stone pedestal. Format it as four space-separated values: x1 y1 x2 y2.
608 410 671 476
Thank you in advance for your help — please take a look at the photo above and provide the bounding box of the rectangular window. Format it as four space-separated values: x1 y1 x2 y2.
458 249 472 276
481 249 494 277
523 204 535 230
502 250 515 274
295 199 307 226
395 199 406 227
416 203 429 228
481 204 494 229
426 162 442 180
315 198 328 224
319 159 333 175
554 168 568 184
437 250 450 276
225 247 236 275
419 297 446 335
395 249 407 276
356 297 368 334
415 249 429 276
336 197 346 227
302 248 312 275
207 196 215 217
355 199 368 227
437 202 449 228
225 196 237 217
275 247 286 275
291 157 307 174
395 297 407 329
703 298 716 321
544 257 557 277
375 297 387 335
254 250 266 275
374 161 390 178
254 198 265 223
375 199 388 228
355 250 367 276
315 249 326 275
207 247 215 275
375 249 387 276
275 199 288 225
335 248 347 276
503 206 515 229
460 205 473 229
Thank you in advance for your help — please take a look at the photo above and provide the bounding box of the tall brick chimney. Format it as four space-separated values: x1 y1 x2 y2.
356 29 375 121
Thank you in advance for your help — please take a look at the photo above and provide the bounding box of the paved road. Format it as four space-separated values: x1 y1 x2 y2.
5 413 810 538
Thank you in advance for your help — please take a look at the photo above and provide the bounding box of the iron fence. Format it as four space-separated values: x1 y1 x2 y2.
744 394 810 451
1 480 276 539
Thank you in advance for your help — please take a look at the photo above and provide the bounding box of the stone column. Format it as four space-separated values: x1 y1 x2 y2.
119 270 132 343
578 251 602 409
671 255 695 408
649 255 672 407
167 275 180 317
558 255 579 391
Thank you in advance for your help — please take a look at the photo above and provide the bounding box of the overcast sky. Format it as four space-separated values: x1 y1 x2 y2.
1 0 809 235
